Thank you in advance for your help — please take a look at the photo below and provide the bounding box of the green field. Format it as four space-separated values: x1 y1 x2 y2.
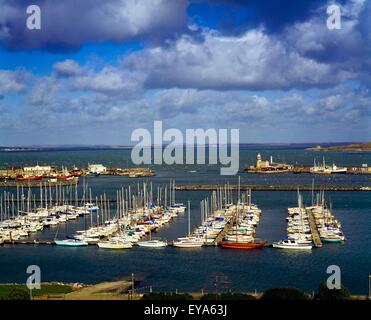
0 283 73 299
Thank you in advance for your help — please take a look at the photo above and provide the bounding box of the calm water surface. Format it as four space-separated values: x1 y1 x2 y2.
0 147 370 294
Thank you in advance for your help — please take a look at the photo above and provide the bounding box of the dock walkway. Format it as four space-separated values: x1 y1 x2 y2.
307 210 322 248
176 185 370 192
0 178 79 188
3 240 55 245
212 215 237 246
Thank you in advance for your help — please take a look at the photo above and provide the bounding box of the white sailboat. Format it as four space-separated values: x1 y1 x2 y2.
54 220 88 247
173 237 204 248
137 229 167 247
273 191 313 250
272 238 312 250
97 239 133 249
173 201 204 248
55 237 88 247
138 239 168 248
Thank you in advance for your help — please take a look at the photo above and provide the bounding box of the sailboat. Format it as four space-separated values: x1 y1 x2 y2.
54 219 88 247
221 239 266 249
97 210 133 249
97 239 133 249
221 184 266 250
137 239 168 248
55 236 88 247
272 237 312 250
272 190 313 250
137 229 167 248
220 213 266 249
173 201 204 248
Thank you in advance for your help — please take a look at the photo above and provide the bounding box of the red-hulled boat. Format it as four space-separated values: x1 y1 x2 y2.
220 239 267 250
57 175 73 180
16 175 43 181
151 214 163 219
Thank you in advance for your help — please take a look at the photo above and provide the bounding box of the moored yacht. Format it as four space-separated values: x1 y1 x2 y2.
137 239 168 248
173 237 204 248
97 239 132 249
55 237 88 246
272 238 313 250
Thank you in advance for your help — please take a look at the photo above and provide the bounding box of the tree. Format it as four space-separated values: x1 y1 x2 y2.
317 282 351 300
200 293 257 300
5 288 31 300
141 292 194 300
261 287 308 300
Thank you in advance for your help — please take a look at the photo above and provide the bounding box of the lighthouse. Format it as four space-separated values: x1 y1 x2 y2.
256 153 262 168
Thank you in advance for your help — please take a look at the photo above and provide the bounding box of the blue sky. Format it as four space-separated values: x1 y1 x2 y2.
0 0 370 145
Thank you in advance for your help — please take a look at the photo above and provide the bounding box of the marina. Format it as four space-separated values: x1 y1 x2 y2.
1 177 347 253
0 0 370 305
175 185 371 191
0 147 369 295
272 190 345 250
0 179 186 247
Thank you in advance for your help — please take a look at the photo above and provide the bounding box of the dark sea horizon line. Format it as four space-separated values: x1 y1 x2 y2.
0 141 367 152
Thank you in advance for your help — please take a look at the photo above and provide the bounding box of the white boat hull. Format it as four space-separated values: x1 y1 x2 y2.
97 242 132 249
137 240 167 248
55 240 88 246
272 242 312 250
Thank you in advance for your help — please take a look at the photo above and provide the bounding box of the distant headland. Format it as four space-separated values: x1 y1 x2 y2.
305 142 371 152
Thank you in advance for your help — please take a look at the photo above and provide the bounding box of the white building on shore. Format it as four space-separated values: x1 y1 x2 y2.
88 164 107 174
23 165 53 175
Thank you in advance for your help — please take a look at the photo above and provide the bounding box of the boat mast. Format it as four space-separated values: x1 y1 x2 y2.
187 200 191 237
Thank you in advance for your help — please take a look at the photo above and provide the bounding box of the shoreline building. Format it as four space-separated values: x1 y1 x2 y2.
23 165 53 176
88 164 107 174
249 153 292 172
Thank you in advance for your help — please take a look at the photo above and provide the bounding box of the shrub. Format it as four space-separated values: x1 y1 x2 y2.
200 293 257 300
3 288 31 300
317 282 351 300
141 292 194 300
261 287 308 300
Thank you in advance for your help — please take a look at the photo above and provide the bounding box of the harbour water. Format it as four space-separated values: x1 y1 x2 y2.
0 146 370 294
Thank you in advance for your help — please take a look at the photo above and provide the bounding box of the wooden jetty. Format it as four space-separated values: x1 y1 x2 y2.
2 240 99 245
0 178 79 188
306 209 322 248
176 185 370 192
3 240 55 245
212 215 237 246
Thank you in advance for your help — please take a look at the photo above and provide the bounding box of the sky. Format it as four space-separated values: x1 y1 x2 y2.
0 0 370 145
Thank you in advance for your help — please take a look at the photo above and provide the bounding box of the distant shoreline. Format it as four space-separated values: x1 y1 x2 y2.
0 142 368 153
305 142 371 152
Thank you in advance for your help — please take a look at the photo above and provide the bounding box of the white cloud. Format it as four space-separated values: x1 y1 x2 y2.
53 60 86 77
0 70 26 95
123 28 350 91
71 67 144 96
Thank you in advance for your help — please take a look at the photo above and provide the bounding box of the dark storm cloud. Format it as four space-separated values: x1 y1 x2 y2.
189 0 348 34
0 0 189 50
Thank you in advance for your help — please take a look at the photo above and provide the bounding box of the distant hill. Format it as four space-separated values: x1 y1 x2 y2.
0 145 132 152
306 142 371 152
